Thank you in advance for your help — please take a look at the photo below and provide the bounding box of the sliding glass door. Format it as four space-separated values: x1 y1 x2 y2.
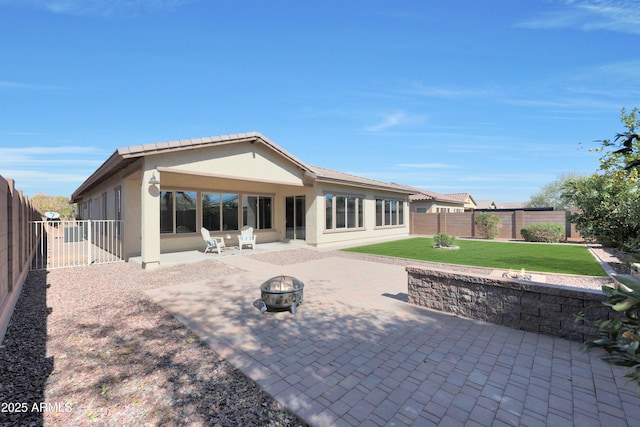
285 195 305 240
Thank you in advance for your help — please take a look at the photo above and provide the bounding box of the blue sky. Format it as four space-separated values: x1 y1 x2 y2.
1 0 639 202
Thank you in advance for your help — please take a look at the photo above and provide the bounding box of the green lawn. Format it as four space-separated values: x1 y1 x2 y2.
343 237 607 276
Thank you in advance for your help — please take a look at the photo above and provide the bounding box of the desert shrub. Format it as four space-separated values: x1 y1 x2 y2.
475 213 502 239
521 223 565 243
433 233 456 247
576 278 640 394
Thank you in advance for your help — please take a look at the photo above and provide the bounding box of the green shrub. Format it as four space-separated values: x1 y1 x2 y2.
433 233 456 247
521 223 565 243
577 279 640 394
475 213 502 239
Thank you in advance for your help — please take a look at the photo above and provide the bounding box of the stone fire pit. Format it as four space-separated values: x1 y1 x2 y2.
259 275 304 313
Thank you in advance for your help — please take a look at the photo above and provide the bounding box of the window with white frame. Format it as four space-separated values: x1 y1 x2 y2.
375 198 404 226
325 193 364 230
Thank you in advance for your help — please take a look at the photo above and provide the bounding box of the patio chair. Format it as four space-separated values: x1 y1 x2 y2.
201 227 226 254
238 225 256 251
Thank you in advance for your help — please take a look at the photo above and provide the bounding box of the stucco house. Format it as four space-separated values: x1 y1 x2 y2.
407 188 466 213
475 200 498 210
70 132 413 268
444 192 477 211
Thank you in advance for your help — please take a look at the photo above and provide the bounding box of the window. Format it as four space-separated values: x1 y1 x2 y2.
325 194 333 229
160 191 197 234
243 195 272 229
385 200 391 225
101 192 107 220
375 199 405 226
416 207 427 213
114 187 122 220
176 191 197 233
160 191 174 234
325 194 364 230
202 193 239 231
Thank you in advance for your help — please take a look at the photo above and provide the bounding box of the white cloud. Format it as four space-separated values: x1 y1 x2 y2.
1 169 88 183
363 110 429 132
365 112 407 132
517 0 640 34
0 146 106 180
0 0 196 17
404 83 492 99
458 173 552 183
396 163 458 169
0 80 67 91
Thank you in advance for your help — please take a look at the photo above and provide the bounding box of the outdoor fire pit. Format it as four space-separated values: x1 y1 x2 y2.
259 275 304 313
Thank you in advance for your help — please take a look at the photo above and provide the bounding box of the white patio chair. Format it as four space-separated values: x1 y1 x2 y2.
238 225 256 251
201 227 225 254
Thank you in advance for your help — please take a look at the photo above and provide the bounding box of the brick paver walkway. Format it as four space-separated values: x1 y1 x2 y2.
146 254 640 426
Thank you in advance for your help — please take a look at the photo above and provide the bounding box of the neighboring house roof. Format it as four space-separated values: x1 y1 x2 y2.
475 200 497 209
400 184 463 204
445 192 476 206
71 132 413 202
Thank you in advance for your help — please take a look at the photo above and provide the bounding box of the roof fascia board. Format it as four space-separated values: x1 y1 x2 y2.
70 150 125 202
315 176 415 194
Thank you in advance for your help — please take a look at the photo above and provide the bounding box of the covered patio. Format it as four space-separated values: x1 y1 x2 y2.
71 132 413 270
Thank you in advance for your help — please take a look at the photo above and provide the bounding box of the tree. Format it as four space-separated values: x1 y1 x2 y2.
475 213 502 239
30 193 76 219
598 107 640 175
563 108 640 253
571 108 640 395
526 172 584 210
562 174 640 252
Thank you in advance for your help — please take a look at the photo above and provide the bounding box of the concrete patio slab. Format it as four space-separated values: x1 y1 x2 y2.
145 253 640 426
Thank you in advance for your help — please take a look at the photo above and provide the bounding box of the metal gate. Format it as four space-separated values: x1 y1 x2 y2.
30 220 124 270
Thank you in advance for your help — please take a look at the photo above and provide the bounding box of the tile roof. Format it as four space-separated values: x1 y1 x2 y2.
399 184 463 203
71 132 413 201
312 166 415 193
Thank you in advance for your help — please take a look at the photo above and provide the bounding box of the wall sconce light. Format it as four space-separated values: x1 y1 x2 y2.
148 173 160 186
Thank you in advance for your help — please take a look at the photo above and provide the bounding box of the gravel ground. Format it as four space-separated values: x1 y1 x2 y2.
0 246 626 426
0 260 307 427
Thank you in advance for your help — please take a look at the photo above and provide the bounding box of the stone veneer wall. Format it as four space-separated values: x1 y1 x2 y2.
406 266 611 342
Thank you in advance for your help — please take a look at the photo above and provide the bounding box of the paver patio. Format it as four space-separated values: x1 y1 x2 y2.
145 253 640 426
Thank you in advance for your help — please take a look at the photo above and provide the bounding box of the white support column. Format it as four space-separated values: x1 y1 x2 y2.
140 167 161 269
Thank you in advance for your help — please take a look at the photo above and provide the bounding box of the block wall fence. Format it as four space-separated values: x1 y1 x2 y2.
0 175 40 343
410 210 582 241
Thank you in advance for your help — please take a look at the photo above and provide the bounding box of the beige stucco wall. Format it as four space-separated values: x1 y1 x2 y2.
310 183 410 248
74 140 413 265
411 200 464 213
155 141 307 187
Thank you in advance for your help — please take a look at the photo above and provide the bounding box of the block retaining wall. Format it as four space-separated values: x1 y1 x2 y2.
406 266 610 342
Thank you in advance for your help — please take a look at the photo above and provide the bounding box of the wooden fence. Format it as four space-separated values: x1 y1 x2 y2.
410 210 582 241
0 175 40 343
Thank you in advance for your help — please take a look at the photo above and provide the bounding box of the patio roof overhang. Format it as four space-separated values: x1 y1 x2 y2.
156 166 311 187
